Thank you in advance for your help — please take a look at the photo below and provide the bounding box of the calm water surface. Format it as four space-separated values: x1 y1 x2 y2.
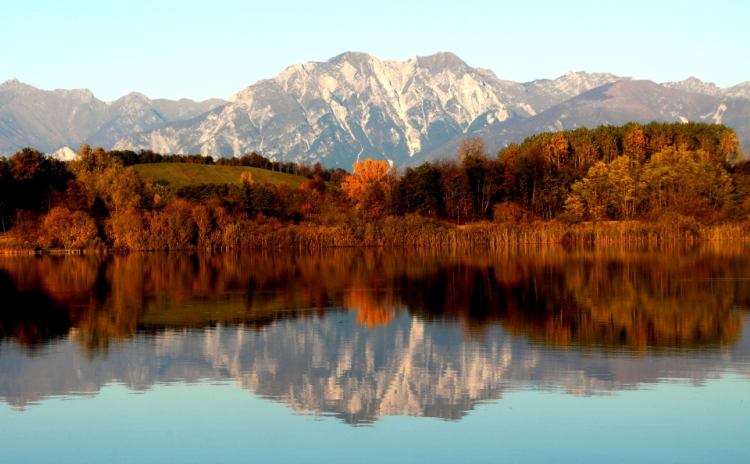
1 248 749 463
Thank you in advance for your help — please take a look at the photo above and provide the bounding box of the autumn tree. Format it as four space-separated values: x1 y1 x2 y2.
607 156 637 219
298 176 327 217
639 147 732 219
565 161 611 221
623 124 646 163
564 156 637 221
146 200 198 250
544 133 569 168
40 207 98 249
191 202 229 247
71 146 143 213
342 158 393 218
106 209 147 250
719 131 740 163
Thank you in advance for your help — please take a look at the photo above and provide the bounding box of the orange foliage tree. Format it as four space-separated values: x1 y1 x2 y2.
40 207 98 250
342 158 393 218
106 209 147 250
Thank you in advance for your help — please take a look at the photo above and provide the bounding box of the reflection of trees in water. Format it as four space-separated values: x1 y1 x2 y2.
344 288 399 327
0 247 748 351
393 250 746 349
545 257 742 348
0 270 72 347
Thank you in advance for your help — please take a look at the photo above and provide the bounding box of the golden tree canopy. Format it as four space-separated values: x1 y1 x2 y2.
342 158 392 203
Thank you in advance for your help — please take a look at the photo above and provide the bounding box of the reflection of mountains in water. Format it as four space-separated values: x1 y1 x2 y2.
1 249 750 423
1 315 749 424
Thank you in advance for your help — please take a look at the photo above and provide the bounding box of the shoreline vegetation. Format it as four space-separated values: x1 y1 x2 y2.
1 122 749 252
2 219 749 255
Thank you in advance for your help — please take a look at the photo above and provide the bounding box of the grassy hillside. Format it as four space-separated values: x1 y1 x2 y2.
132 163 305 189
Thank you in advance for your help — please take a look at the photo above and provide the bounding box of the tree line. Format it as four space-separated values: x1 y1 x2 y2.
0 122 748 250
343 122 747 224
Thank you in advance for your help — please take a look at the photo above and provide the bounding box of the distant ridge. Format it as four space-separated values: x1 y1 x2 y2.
0 80 225 155
2 52 749 166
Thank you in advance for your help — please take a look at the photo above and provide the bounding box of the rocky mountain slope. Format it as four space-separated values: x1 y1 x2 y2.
0 79 225 154
2 52 749 166
113 53 628 166
422 79 745 163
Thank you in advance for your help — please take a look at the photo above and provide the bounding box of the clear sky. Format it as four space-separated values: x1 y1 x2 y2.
2 0 748 101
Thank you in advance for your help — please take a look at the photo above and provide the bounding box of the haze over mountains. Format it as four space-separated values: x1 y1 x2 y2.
2 52 749 167
0 79 226 158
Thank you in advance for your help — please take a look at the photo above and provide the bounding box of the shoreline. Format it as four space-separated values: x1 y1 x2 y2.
2 218 748 254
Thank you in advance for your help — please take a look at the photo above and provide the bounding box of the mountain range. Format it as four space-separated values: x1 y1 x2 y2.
0 79 225 158
2 52 749 167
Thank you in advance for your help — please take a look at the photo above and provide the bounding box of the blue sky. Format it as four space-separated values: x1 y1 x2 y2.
2 0 748 101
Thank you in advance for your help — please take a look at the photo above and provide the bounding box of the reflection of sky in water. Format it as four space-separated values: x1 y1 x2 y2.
1 378 748 464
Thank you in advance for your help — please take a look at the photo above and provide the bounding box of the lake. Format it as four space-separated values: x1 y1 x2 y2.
1 247 749 463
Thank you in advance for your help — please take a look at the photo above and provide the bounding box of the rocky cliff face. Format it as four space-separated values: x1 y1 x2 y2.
3 52 749 166
115 52 533 166
112 53 635 166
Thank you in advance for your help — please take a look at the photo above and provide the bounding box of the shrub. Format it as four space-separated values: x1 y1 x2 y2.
40 207 98 250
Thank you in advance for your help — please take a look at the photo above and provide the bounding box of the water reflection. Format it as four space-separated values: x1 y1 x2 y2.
1 248 749 423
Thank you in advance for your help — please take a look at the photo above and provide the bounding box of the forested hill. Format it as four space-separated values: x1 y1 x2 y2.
0 122 748 251
493 122 742 220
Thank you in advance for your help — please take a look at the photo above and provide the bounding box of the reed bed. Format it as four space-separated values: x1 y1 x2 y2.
209 216 750 251
2 217 749 253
